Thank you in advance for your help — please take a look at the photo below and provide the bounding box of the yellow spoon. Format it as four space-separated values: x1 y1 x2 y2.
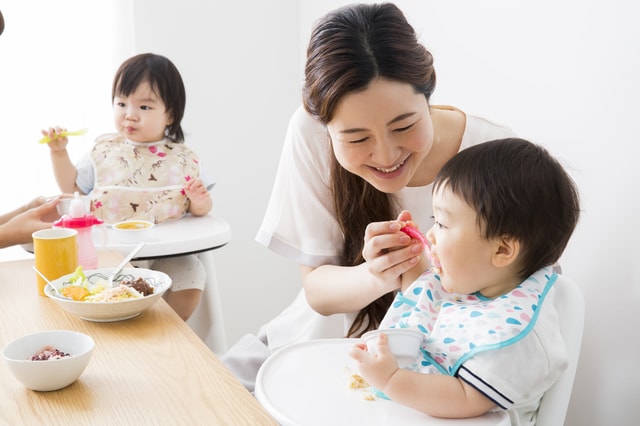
39 128 88 144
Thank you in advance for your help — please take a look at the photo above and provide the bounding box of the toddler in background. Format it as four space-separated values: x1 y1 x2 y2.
349 138 580 425
43 53 212 321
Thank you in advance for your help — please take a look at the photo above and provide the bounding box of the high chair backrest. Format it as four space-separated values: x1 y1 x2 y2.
535 274 585 425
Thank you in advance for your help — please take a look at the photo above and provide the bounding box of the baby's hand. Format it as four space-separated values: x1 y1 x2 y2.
348 332 399 392
183 177 212 216
41 126 69 151
183 177 208 201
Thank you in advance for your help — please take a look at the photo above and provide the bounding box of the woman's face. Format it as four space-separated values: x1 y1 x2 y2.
326 78 434 193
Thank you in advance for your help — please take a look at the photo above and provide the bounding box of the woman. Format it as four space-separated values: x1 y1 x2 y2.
222 2 515 391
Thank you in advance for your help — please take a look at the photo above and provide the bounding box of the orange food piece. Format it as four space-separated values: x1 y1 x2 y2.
61 286 90 301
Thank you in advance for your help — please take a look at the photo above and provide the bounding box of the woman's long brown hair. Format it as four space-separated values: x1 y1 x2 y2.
330 152 397 336
303 3 436 337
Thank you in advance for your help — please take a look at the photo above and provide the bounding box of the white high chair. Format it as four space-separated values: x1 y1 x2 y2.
186 250 228 355
535 274 585 425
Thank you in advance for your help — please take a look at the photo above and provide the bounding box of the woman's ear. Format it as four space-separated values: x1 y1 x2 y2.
492 236 520 268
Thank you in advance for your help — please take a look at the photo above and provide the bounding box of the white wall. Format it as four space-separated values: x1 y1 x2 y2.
2 0 637 424
122 0 304 350
0 1 114 203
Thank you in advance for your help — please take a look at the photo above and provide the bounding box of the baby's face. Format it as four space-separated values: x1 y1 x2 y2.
113 80 172 143
428 186 514 297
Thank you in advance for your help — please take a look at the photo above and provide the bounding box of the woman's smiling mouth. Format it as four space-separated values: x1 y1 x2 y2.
369 157 409 181
373 158 407 174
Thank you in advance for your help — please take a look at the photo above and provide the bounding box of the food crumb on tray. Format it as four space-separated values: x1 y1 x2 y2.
349 373 369 389
348 373 377 401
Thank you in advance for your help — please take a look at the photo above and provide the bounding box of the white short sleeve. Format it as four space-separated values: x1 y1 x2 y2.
75 153 95 195
458 287 568 425
255 106 342 267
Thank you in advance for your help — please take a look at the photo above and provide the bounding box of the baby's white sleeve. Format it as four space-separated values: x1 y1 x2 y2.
75 153 95 195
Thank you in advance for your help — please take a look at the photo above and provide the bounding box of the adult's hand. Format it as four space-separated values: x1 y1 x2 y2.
361 210 424 293
0 197 60 248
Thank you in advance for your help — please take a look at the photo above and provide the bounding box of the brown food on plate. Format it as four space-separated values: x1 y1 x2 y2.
121 277 154 296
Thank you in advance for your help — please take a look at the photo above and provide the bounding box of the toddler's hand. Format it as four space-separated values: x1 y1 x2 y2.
41 126 69 151
183 177 212 216
183 177 208 201
349 332 399 392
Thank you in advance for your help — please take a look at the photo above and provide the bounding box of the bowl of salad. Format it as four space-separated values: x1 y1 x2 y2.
44 267 172 322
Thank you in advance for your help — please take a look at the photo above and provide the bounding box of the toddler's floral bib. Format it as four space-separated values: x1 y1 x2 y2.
380 267 557 377
89 134 201 224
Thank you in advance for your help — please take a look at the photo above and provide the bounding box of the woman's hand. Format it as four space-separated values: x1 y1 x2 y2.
303 210 426 315
41 126 69 152
0 197 60 248
361 210 424 293
349 331 399 391
24 195 67 222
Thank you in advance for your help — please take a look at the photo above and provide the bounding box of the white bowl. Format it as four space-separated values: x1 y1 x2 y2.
111 220 154 243
44 267 172 322
362 328 423 367
2 330 94 391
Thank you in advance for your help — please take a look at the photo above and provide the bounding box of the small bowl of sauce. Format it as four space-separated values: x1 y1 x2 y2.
112 220 154 243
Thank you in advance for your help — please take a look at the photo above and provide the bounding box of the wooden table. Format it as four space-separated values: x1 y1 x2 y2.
21 214 233 354
0 252 276 425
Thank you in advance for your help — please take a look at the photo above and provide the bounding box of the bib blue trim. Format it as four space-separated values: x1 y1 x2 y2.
382 268 557 376
449 272 557 375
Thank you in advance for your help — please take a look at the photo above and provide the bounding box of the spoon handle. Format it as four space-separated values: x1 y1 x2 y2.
39 128 88 144
32 266 64 297
108 241 146 286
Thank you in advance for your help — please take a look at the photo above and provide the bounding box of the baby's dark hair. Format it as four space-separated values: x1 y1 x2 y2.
112 53 186 142
433 138 580 279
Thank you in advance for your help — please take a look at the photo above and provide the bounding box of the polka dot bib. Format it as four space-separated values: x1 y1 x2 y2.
380 267 557 376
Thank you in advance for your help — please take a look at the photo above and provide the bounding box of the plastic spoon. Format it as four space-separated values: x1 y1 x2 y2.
107 241 146 287
32 266 67 298
39 128 88 144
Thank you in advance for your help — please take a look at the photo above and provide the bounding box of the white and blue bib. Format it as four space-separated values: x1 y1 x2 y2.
380 267 557 376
